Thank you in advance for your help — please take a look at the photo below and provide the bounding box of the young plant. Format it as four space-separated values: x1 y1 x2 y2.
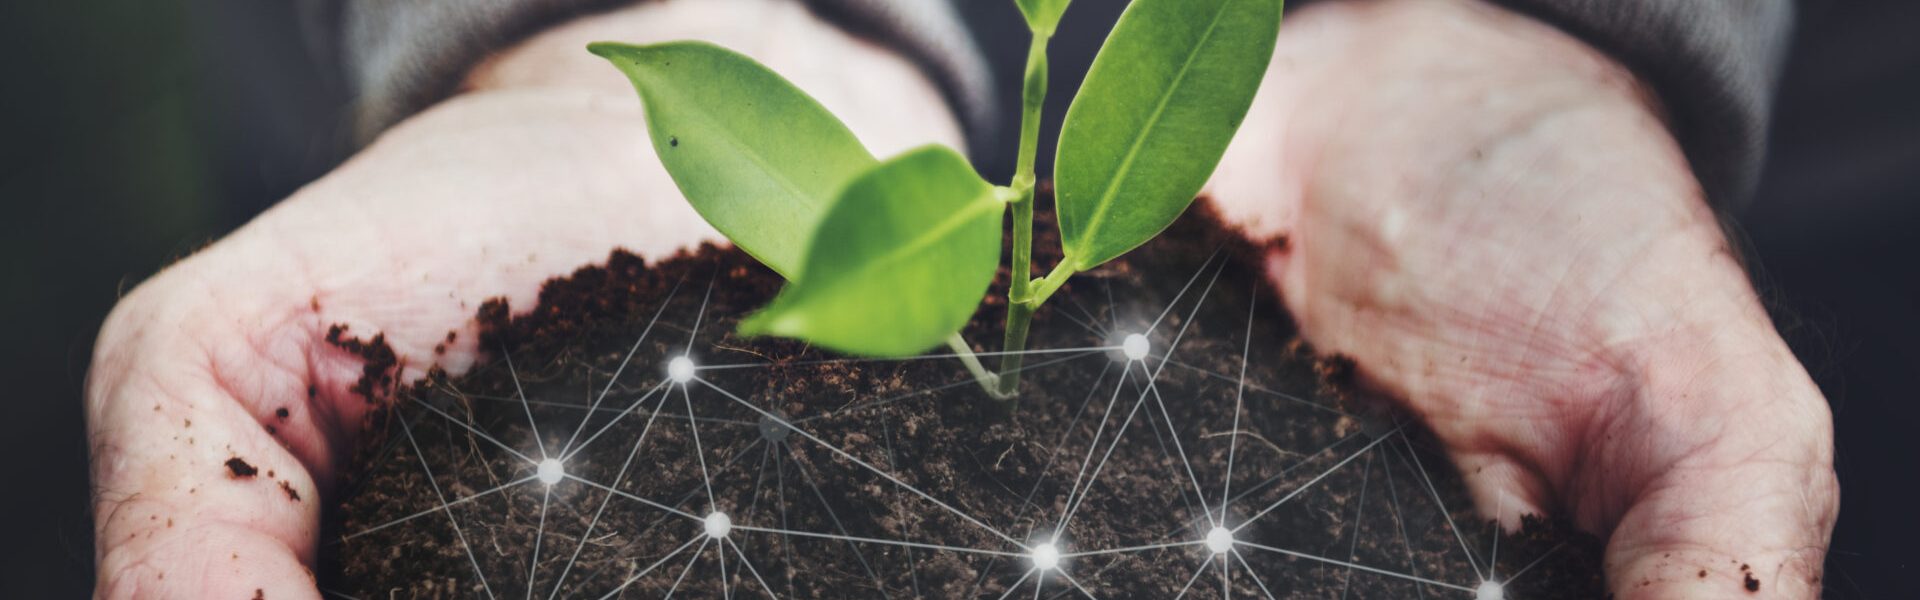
592 0 1281 402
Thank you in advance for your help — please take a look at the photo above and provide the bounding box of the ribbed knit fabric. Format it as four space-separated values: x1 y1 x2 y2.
1489 0 1794 207
307 0 1793 208
309 0 994 152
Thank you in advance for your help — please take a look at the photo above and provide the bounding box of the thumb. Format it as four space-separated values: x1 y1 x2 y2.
1585 343 1838 600
1605 459 1835 599
89 291 334 600
1599 415 1837 598
86 251 397 599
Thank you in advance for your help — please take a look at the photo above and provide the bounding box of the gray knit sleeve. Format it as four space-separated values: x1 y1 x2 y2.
1487 0 1795 208
313 0 995 152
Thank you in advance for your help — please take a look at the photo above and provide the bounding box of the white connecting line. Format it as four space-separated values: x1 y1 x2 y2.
352 258 1553 599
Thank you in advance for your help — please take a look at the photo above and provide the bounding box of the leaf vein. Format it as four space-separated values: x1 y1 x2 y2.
1071 0 1239 268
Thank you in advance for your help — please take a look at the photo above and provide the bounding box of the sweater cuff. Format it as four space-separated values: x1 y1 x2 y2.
1484 0 1794 209
328 0 996 154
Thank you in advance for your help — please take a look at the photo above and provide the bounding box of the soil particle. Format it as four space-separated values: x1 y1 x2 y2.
225 457 257 478
253 588 265 600
325 324 399 403
280 480 302 502
1745 572 1761 592
1313 353 1358 397
275 407 290 420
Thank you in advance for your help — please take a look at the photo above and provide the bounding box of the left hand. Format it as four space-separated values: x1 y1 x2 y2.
1209 1 1838 597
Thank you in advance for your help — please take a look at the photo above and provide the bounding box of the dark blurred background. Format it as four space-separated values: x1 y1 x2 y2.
2 1 1913 597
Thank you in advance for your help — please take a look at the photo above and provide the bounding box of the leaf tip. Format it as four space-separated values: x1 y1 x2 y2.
736 309 797 339
584 41 626 59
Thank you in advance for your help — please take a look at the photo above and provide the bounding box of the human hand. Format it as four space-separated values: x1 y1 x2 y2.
82 2 961 598
1209 0 1837 597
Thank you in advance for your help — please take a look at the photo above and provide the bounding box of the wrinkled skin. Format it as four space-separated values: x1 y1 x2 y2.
85 0 1834 598
1213 1 1835 597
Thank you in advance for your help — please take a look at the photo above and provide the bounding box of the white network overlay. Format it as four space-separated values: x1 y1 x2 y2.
328 253 1567 599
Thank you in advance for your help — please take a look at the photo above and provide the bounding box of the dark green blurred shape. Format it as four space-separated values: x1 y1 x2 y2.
0 1 226 596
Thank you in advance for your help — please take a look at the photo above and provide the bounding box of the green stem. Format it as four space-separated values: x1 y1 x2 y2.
946 333 1009 399
1011 34 1049 194
996 300 1035 398
1028 261 1076 306
995 32 1052 400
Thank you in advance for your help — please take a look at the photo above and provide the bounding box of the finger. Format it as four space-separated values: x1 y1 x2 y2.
1595 353 1837 600
88 262 345 599
1606 456 1836 599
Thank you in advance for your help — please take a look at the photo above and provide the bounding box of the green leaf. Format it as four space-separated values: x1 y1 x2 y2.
1053 0 1281 271
590 40 876 280
739 146 1004 357
1014 0 1073 35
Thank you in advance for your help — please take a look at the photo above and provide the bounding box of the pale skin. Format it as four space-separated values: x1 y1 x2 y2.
86 0 1836 598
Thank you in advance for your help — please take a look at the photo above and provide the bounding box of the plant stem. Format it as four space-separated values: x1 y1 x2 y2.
1028 261 1075 306
1011 33 1049 194
946 333 1008 399
994 31 1053 400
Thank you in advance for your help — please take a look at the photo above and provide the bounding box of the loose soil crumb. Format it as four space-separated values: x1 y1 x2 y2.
225 457 257 478
1313 353 1358 399
325 325 399 403
325 198 1605 598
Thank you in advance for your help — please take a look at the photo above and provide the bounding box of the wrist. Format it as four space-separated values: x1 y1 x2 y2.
1306 0 1663 154
1210 0 1673 239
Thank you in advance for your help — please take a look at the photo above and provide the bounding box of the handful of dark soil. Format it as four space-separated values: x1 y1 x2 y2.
324 202 1603 598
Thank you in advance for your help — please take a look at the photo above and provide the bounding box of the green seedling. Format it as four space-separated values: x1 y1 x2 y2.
592 0 1282 403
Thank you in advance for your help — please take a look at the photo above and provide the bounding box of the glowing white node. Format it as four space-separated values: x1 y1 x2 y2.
1204 526 1234 554
1475 579 1504 600
1030 542 1061 571
704 511 732 539
536 458 564 486
667 355 696 384
1122 333 1150 361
